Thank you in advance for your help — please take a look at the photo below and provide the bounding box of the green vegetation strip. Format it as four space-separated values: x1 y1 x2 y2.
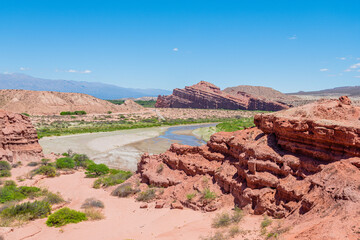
107 99 156 108
36 117 247 139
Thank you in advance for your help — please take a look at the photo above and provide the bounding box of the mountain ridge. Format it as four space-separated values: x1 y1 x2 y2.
0 73 171 99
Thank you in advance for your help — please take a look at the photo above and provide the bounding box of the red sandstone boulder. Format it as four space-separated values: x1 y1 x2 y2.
0 110 43 162
155 81 289 111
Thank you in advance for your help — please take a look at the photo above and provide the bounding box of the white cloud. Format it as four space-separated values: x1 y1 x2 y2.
64 69 91 74
19 67 30 71
357 58 360 60
350 63 360 69
344 69 352 72
337 57 346 60
354 76 360 78
173 48 179 52
288 35 297 40
320 68 328 72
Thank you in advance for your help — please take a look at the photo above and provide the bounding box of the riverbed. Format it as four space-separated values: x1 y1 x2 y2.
39 123 216 171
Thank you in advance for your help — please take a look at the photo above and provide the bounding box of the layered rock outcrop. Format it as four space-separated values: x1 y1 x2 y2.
136 96 360 239
155 81 289 111
0 110 43 162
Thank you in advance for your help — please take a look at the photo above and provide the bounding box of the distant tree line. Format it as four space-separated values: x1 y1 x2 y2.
60 111 87 116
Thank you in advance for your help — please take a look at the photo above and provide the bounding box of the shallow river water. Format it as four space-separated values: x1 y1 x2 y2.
40 123 216 171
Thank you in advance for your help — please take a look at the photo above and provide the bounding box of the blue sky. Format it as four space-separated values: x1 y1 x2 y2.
0 0 359 92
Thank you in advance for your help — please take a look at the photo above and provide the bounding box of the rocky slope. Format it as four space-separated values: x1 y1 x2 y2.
155 81 289 111
135 96 360 239
0 110 43 162
224 85 299 106
0 90 144 115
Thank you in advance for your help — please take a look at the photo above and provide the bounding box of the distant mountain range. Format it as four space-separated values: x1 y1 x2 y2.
290 86 360 97
0 73 171 99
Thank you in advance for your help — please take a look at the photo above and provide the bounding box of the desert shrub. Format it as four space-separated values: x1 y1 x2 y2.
202 188 216 201
107 111 112 114
228 225 240 238
84 208 104 221
18 186 42 198
136 189 156 202
81 198 104 209
35 165 57 177
0 170 11 178
72 154 93 168
56 157 75 169
212 212 232 228
11 161 22 168
111 183 139 197
201 232 226 240
0 161 11 171
85 163 109 177
93 170 132 188
43 192 64 204
261 216 272 229
186 193 196 201
41 158 51 166
0 200 51 220
231 206 244 223
4 180 16 187
21 113 30 117
156 164 164 174
46 207 87 227
27 162 39 167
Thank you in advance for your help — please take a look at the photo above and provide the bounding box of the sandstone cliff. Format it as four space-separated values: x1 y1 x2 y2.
135 96 360 239
0 110 43 162
155 81 289 111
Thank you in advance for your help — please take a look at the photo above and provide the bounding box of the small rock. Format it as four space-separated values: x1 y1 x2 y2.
170 201 183 210
140 203 148 209
155 201 165 209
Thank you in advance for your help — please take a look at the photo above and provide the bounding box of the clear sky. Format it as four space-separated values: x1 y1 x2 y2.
0 0 359 92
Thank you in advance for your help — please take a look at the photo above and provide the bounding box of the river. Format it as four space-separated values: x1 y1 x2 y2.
39 123 216 171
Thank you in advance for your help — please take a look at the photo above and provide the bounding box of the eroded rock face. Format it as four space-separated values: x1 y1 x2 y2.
136 97 360 239
0 110 43 162
155 81 289 111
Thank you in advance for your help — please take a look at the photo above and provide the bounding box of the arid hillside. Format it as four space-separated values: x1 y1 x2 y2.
0 89 145 115
224 85 298 106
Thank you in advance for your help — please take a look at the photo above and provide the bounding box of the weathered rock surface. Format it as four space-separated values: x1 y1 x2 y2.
155 81 289 111
136 96 360 239
0 110 43 162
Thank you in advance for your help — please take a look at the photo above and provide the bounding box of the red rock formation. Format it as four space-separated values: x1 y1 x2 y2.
0 110 43 162
155 81 289 111
135 96 360 239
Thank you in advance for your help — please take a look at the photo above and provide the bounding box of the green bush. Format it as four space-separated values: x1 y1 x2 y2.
72 154 93 168
111 183 139 197
46 207 87 227
136 189 156 202
21 113 30 117
93 170 132 188
56 157 75 169
0 201 51 220
27 162 39 167
60 111 87 116
0 185 26 203
202 188 216 201
212 212 232 228
186 193 196 201
0 170 11 178
43 192 65 204
18 186 41 198
0 161 11 171
85 163 109 177
35 165 57 177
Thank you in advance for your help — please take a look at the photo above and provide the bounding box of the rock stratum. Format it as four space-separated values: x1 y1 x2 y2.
155 81 289 111
0 89 144 115
0 110 43 162
137 96 360 239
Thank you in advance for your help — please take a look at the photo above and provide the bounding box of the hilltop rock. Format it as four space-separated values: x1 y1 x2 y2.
0 110 43 162
155 81 289 111
0 89 145 115
136 96 360 239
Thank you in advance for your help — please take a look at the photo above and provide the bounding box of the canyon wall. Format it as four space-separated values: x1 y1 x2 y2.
0 110 43 162
137 96 360 239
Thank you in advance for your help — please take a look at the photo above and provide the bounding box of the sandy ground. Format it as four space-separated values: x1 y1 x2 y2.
2 171 264 240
